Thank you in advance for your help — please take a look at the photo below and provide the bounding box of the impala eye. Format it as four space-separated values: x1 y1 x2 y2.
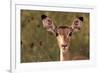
56 32 58 36
69 32 72 36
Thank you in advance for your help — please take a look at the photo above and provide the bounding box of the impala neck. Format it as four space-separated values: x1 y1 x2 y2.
60 48 70 61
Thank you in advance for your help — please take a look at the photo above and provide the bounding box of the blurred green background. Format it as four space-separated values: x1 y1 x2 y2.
21 10 89 63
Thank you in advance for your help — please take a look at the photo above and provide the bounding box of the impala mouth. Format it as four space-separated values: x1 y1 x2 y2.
61 46 69 52
61 45 68 50
75 27 80 30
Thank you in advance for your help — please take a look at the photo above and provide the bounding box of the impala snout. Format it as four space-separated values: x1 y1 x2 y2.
61 44 67 48
60 38 70 50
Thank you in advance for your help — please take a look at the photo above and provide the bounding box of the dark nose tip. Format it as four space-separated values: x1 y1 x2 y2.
62 44 67 47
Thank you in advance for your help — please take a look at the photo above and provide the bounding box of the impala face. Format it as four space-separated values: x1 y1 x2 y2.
41 14 83 53
56 26 73 52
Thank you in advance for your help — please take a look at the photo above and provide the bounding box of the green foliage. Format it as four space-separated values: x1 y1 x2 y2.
21 10 89 63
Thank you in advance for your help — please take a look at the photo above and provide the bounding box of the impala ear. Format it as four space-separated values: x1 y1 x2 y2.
71 17 83 32
41 15 56 33
41 15 47 20
78 17 83 21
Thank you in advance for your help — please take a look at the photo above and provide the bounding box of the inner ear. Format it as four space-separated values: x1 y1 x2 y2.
41 15 56 32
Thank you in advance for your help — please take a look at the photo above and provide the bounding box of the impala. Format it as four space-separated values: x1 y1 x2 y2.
41 15 85 61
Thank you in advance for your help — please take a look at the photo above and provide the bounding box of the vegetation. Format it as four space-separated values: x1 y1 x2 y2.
21 10 89 63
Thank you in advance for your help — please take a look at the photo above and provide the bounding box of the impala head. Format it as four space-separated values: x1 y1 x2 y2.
56 26 73 52
41 15 83 52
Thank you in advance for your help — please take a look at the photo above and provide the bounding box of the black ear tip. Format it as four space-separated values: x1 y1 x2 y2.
41 15 47 20
78 17 83 21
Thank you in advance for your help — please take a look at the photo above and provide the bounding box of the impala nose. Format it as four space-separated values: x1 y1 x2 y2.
61 44 67 48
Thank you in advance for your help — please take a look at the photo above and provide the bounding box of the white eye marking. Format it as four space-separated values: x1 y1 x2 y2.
57 35 64 45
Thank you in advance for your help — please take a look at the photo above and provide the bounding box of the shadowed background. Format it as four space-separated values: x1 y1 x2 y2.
21 10 89 63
